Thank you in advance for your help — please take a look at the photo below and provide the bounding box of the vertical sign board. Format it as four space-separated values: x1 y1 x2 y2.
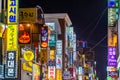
56 40 62 55
69 27 74 48
49 34 56 47
0 0 1 21
0 65 4 79
40 25 48 48
5 51 17 78
32 64 40 80
7 25 17 50
108 46 117 67
56 55 62 69
73 33 76 61
48 66 55 80
7 0 18 24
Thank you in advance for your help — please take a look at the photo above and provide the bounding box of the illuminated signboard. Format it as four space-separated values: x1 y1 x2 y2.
56 69 62 80
46 22 55 31
7 25 17 50
23 50 34 61
5 51 17 78
18 24 31 44
48 66 55 79
108 46 117 67
48 60 55 66
56 40 62 55
108 71 118 78
0 0 1 13
108 0 119 8
108 8 118 27
32 64 40 80
19 8 37 23
56 55 62 69
0 65 4 78
40 25 48 48
49 34 56 47
7 0 18 24
73 34 76 61
50 50 55 60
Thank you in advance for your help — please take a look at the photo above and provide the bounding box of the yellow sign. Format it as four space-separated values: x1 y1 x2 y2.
108 27 117 46
22 62 32 72
7 0 18 24
56 69 62 80
50 50 55 60
23 50 34 61
7 25 17 50
19 8 37 23
33 64 40 80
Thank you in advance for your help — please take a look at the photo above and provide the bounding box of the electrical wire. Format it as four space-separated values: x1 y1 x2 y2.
91 35 107 50
86 7 107 41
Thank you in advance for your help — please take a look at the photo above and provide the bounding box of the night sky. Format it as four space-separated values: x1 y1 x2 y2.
20 0 107 79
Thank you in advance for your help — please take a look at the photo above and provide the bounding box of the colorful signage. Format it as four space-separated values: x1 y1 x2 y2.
108 46 117 67
48 60 55 66
48 66 55 80
5 51 17 78
56 55 62 69
49 34 56 47
73 33 77 61
7 25 17 50
46 22 55 31
32 64 40 80
50 50 55 60
23 50 34 61
108 71 118 78
108 0 119 27
56 40 62 55
19 8 37 23
18 24 31 44
22 62 32 72
56 69 62 80
40 25 48 48
7 0 18 24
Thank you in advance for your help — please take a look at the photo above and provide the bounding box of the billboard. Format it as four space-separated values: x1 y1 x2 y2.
108 46 117 67
7 0 18 24
5 51 17 78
